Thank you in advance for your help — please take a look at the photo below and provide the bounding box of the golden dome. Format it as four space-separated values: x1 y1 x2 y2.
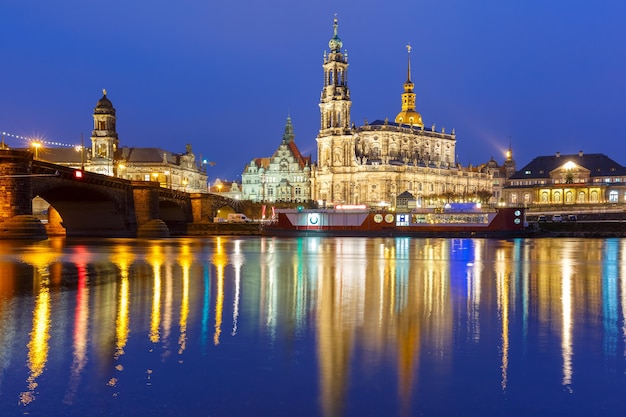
395 109 423 127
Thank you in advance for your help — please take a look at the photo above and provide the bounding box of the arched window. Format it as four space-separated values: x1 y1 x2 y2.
591 191 599 202
511 193 518 204
577 191 586 203
565 191 573 203
609 190 619 202
541 192 549 203
554 191 561 203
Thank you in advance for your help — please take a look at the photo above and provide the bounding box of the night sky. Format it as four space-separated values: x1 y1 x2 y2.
2 1 625 180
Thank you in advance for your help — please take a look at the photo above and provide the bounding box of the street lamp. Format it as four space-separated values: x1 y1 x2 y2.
32 141 41 159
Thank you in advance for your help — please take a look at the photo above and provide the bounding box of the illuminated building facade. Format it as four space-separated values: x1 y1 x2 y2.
503 151 626 207
477 145 517 205
30 91 208 193
241 116 312 203
311 18 492 208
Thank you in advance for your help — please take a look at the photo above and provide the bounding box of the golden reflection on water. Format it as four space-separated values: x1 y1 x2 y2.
495 246 510 391
148 243 163 343
212 237 227 345
561 256 573 387
112 246 134 360
178 243 192 355
2 237 626 414
20 265 51 405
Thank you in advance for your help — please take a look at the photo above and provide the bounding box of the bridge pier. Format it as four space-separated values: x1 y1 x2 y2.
0 150 47 239
132 182 170 238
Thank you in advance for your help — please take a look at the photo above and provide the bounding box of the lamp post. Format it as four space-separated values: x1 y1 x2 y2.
32 141 41 159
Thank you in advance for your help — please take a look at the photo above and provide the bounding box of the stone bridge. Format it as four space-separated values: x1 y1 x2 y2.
0 150 251 239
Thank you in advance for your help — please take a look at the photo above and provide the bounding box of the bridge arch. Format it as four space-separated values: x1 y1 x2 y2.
32 180 136 237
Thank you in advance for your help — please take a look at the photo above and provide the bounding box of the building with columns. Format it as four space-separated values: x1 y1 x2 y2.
241 116 312 203
503 151 626 207
311 18 492 209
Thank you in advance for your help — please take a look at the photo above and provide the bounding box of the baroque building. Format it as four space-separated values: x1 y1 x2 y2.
241 116 312 203
477 144 517 205
503 151 626 207
311 18 492 209
29 91 209 193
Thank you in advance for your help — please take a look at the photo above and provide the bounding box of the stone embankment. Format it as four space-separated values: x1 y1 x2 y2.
187 222 262 236
534 220 626 238
527 211 626 237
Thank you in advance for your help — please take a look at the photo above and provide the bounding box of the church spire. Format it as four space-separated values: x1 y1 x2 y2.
395 44 424 128
282 115 295 143
318 16 351 133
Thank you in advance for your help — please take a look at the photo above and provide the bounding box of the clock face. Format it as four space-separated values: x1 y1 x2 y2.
384 214 395 223
374 214 383 223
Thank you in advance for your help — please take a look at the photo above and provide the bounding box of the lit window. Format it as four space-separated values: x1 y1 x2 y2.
609 190 618 202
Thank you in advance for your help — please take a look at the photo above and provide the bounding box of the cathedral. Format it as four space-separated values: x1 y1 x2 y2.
311 18 492 208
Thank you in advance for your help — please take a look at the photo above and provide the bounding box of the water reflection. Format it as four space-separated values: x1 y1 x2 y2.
18 249 60 405
0 237 625 416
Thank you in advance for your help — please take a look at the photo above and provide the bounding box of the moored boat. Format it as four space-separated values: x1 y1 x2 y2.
262 203 530 237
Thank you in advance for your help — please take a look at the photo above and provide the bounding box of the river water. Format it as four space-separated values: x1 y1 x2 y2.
0 236 625 417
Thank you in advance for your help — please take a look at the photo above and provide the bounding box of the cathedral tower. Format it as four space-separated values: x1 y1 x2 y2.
319 17 351 134
316 17 355 177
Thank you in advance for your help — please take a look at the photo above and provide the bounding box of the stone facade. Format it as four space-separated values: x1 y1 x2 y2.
503 151 626 207
477 145 517 205
311 18 492 209
241 117 312 203
28 91 209 193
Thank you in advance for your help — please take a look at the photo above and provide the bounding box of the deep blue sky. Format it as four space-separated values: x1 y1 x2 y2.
2 1 625 180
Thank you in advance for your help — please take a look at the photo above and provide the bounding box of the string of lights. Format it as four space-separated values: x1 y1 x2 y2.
1 130 77 148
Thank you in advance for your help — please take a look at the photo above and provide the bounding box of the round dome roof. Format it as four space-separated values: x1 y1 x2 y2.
395 110 424 127
96 95 113 109
95 89 114 110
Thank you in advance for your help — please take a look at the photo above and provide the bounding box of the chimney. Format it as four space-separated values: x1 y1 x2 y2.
556 152 560 157
579 150 583 157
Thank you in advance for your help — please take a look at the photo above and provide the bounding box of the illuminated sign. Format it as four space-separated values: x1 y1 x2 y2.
335 204 367 210
307 213 320 226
